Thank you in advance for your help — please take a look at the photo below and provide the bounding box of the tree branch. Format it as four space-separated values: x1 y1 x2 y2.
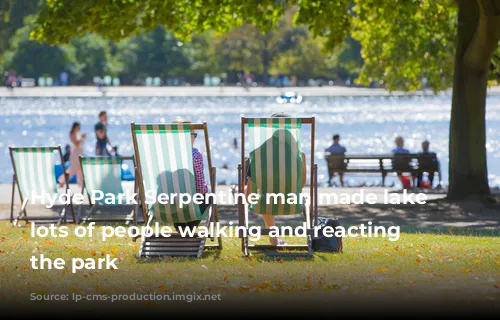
464 0 500 71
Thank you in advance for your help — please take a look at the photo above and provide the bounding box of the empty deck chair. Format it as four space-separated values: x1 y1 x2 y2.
9 146 75 225
238 117 318 256
131 122 222 258
79 156 138 224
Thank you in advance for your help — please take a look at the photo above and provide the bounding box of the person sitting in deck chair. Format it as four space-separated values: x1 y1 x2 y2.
244 113 307 246
172 119 210 232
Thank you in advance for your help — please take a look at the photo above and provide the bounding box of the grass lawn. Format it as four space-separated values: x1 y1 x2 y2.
0 220 499 312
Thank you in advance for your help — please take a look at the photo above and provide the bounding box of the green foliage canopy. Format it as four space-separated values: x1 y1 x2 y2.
31 0 458 91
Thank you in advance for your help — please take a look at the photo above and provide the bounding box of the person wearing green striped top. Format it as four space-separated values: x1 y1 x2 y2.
244 113 307 246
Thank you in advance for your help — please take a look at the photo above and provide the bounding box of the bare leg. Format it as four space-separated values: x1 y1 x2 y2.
58 167 75 187
262 214 285 246
398 175 404 188
339 173 345 187
76 170 83 187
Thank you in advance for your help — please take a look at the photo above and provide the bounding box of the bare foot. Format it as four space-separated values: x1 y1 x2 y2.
269 237 286 246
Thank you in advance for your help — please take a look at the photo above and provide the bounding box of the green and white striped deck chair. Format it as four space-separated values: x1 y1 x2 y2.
131 122 222 258
9 146 75 226
79 156 138 224
238 117 319 257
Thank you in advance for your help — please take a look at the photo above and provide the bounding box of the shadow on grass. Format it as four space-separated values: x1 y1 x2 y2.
216 198 500 237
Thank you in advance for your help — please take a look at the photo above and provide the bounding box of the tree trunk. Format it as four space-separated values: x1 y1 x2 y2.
261 37 269 86
261 49 269 86
448 0 491 199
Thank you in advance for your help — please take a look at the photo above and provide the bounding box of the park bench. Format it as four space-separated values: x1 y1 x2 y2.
325 153 441 187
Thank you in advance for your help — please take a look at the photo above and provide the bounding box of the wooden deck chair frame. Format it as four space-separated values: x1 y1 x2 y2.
237 117 319 257
9 146 76 226
78 156 139 225
131 122 222 258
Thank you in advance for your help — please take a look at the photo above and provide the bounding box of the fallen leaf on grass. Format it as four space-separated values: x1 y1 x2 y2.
237 285 250 292
157 285 166 291
494 284 499 289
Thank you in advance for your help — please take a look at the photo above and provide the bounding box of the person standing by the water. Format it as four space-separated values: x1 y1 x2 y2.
95 111 112 156
58 122 86 187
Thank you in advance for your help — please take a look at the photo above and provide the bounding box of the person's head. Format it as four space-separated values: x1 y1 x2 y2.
333 134 340 143
395 136 404 148
99 111 107 123
70 122 80 135
422 140 430 152
173 119 197 143
271 112 289 118
64 144 71 153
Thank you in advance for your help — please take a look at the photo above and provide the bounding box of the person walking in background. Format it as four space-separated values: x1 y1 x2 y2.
6 70 16 89
416 140 440 188
325 134 347 187
95 111 112 156
58 122 86 187
60 72 68 86
63 144 71 162
392 136 413 189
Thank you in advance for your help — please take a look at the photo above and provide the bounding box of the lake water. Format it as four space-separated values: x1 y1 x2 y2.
1 95 499 187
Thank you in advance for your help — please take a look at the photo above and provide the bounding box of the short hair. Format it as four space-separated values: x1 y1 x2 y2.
395 136 404 147
98 111 107 118
422 140 430 148
333 134 340 140
271 112 289 118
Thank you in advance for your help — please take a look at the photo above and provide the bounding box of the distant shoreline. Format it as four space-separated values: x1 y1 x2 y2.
0 85 455 97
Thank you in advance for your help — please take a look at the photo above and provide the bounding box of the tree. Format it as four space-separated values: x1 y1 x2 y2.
216 9 312 84
0 0 39 56
31 0 497 199
116 27 190 81
70 34 124 83
2 16 74 80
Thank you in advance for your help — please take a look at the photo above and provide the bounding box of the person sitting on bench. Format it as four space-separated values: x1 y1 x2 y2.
392 136 414 189
416 140 439 188
325 134 346 187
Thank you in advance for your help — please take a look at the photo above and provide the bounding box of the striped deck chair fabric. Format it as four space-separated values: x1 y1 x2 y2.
133 124 202 223
81 157 123 204
247 118 303 215
12 147 58 203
